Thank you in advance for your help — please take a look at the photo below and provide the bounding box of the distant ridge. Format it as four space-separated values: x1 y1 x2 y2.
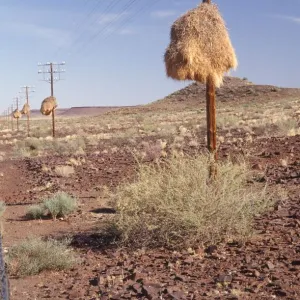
28 105 138 118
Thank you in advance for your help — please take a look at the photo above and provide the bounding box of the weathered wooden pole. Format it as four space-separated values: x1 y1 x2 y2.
50 63 56 138
10 105 14 131
203 0 217 178
206 76 217 178
26 86 30 137
16 100 19 132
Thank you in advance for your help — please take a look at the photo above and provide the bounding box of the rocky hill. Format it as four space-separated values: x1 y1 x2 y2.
151 76 300 109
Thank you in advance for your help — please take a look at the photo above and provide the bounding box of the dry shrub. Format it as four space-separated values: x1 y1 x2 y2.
14 136 86 157
6 237 77 277
55 165 75 177
0 201 6 217
26 205 45 220
13 138 43 157
27 192 78 221
164 2 237 87
110 155 275 249
43 192 78 220
140 141 163 161
53 137 86 156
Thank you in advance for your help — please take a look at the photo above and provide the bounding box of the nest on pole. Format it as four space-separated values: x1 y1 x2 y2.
164 2 237 87
13 109 22 119
40 96 58 116
21 103 30 115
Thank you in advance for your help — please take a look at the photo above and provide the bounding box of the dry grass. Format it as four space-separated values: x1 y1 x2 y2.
6 237 77 277
55 165 75 177
110 155 275 249
0 201 6 217
26 205 45 220
13 136 86 157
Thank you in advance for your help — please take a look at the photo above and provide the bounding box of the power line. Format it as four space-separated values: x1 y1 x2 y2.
74 0 139 55
66 0 122 57
103 0 161 41
53 0 120 59
52 0 106 59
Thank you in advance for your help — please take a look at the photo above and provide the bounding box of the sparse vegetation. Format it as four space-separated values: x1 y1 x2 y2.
0 76 299 298
43 192 78 220
26 205 44 220
0 201 6 217
27 192 78 220
6 237 77 277
55 165 75 177
110 155 274 249
13 136 86 157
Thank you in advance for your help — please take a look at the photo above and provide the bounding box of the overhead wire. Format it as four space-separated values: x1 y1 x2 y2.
103 0 161 42
67 0 121 54
72 0 140 56
72 0 163 58
52 0 108 59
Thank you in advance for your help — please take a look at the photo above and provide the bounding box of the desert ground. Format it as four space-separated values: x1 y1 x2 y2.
0 76 300 299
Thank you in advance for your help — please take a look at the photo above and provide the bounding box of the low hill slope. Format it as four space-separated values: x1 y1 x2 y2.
152 76 300 109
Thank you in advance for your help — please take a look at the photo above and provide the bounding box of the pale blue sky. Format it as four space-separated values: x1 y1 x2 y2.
0 0 300 112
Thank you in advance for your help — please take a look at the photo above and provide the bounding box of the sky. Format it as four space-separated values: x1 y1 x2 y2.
0 0 300 112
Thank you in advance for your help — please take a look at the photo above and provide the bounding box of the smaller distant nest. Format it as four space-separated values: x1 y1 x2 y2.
40 96 58 116
21 104 30 115
13 109 22 119
164 2 237 87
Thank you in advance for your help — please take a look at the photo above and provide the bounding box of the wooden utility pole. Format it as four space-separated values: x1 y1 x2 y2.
5 110 8 129
20 86 35 137
26 87 30 137
50 63 56 138
206 76 217 178
13 97 20 131
38 61 66 138
202 0 217 178
10 105 14 131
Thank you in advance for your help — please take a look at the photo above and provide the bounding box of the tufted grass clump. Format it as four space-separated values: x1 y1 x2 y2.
6 237 77 277
26 192 78 220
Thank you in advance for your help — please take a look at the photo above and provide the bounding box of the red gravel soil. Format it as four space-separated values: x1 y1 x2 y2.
0 77 299 299
0 133 298 300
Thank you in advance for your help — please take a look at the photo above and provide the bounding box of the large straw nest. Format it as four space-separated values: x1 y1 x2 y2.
40 96 58 116
13 109 22 119
164 2 237 87
21 103 30 115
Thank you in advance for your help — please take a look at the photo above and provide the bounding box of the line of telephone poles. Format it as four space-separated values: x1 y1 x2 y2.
1 61 65 137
